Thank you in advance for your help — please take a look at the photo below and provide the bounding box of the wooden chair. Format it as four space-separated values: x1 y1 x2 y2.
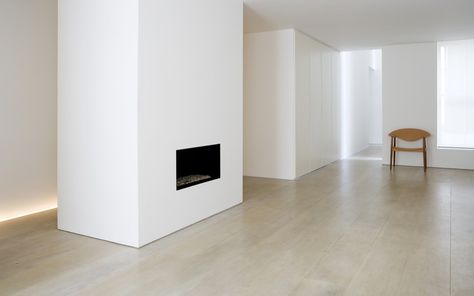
389 128 430 172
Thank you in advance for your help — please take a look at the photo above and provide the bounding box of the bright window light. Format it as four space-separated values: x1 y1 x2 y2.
437 39 474 149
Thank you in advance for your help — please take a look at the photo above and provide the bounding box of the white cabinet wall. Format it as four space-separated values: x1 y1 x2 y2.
295 31 341 177
244 29 341 180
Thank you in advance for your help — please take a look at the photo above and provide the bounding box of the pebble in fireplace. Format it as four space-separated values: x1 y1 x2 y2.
176 144 220 190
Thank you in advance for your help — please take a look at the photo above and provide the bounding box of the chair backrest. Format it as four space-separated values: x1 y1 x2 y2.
389 128 430 141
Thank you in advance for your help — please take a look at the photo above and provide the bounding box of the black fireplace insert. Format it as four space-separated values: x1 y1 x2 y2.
176 144 220 190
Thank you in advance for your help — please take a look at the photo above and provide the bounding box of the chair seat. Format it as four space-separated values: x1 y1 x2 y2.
392 147 424 152
389 128 430 172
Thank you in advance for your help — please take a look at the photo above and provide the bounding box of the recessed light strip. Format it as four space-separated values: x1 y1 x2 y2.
0 205 58 223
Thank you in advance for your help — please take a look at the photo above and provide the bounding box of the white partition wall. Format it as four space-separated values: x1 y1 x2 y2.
244 29 341 180
59 0 243 247
243 30 296 180
58 0 140 247
137 0 243 246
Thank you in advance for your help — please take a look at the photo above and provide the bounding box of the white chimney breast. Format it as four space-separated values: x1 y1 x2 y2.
58 0 243 247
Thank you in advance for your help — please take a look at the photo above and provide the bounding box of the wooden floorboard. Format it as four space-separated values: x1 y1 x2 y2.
1 148 473 295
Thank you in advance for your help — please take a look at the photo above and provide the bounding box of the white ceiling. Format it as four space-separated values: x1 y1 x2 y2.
244 0 474 50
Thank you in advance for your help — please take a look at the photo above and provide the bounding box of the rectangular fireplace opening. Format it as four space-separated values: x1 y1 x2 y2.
176 144 220 190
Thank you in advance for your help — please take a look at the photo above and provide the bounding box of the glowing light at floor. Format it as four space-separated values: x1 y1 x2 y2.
346 156 382 161
340 51 353 159
0 204 57 223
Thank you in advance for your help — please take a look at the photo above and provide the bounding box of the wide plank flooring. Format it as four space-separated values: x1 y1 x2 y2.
1 148 474 295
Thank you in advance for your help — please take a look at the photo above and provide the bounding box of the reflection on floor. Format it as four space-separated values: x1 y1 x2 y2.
1 148 474 295
346 145 382 160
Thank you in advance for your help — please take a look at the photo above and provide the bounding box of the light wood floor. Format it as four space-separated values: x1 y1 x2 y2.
1 148 474 295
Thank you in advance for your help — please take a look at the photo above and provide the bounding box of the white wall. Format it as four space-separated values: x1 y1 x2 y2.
341 49 382 158
369 50 383 145
383 43 474 169
58 0 140 247
294 31 341 177
341 51 371 157
138 0 243 246
60 0 242 247
244 30 295 180
0 0 57 222
244 29 342 180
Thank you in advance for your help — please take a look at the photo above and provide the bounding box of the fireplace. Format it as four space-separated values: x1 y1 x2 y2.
176 144 220 190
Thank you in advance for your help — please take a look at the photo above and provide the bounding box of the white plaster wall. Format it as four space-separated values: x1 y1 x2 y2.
369 50 383 145
138 0 243 246
383 43 474 170
58 0 140 247
0 0 57 221
294 31 341 177
243 30 296 179
341 50 376 158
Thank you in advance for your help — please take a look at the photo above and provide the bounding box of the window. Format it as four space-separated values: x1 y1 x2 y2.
437 39 474 149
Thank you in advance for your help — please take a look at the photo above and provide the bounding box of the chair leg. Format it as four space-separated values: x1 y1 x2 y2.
423 150 427 172
393 138 397 169
390 149 393 170
423 138 427 172
390 139 393 170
